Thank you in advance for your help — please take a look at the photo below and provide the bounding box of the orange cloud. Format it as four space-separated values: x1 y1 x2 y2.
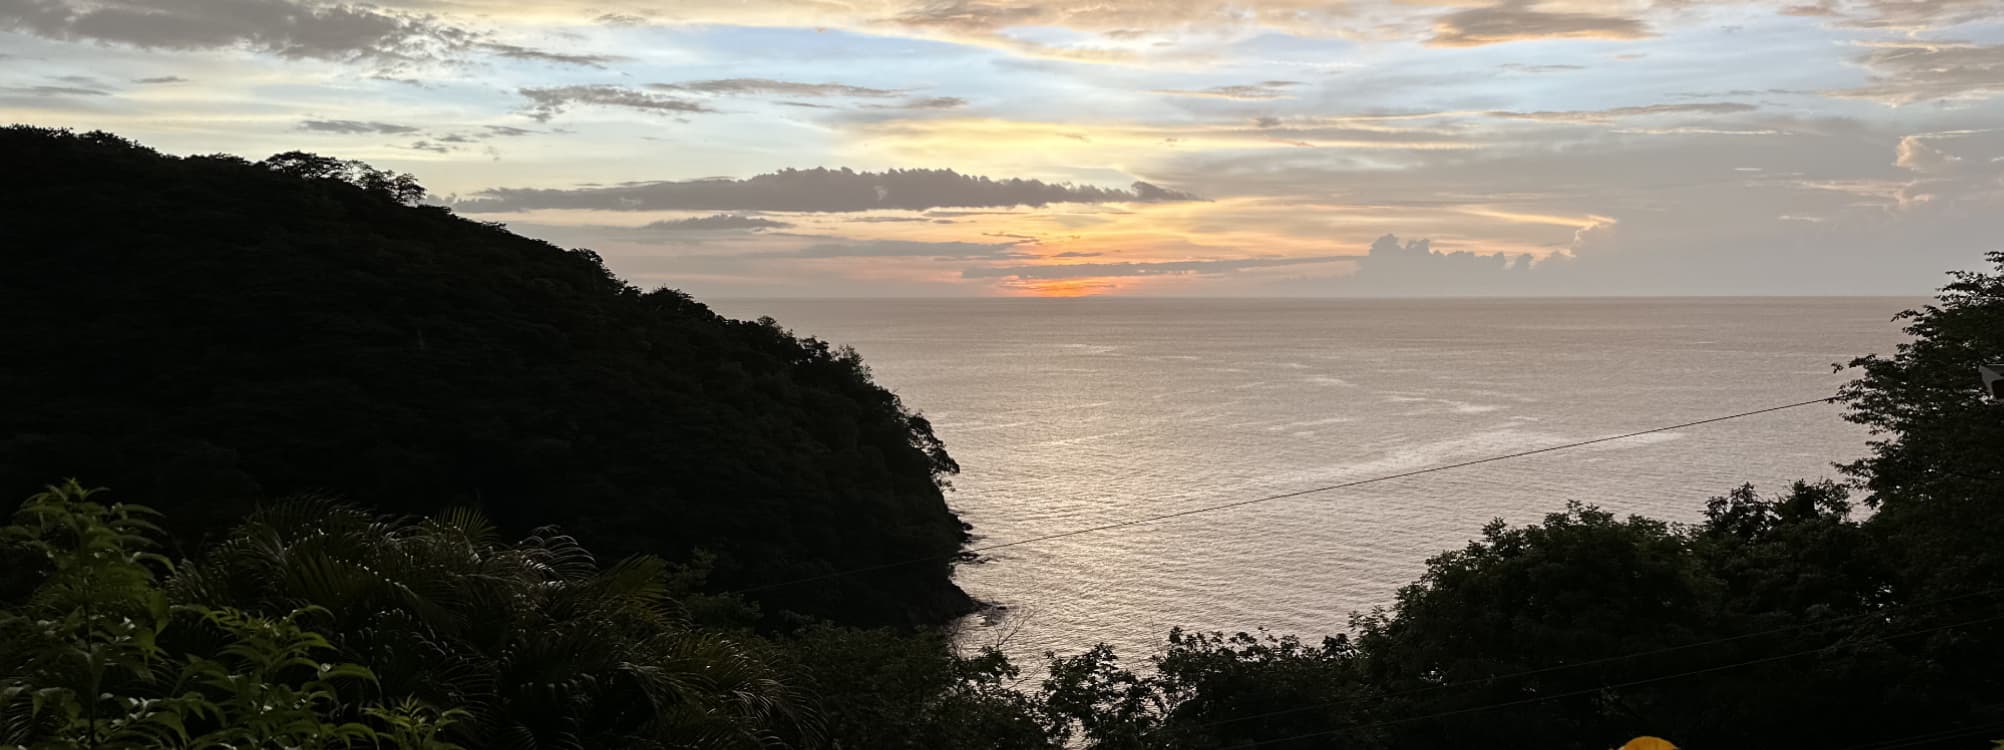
1428 2 1652 47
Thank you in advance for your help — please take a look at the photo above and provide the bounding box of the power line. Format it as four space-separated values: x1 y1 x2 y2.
1838 718 2004 750
1240 611 2004 748
1164 583 2004 736
736 397 1837 595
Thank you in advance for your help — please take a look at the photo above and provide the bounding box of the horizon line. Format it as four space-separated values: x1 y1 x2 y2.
707 294 1929 302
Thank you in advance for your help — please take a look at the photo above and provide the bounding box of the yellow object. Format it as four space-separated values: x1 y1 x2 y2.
1620 738 1676 750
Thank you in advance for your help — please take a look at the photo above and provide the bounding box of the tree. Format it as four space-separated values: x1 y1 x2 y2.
1352 503 1718 749
259 151 426 205
1038 630 1384 750
0 125 971 628
1835 250 2004 744
1839 250 2004 591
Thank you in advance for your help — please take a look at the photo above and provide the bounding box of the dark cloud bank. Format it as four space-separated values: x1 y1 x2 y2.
0 0 472 61
643 213 790 232
0 0 602 67
455 168 1204 213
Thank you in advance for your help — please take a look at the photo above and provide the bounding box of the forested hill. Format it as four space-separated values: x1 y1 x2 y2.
0 126 971 627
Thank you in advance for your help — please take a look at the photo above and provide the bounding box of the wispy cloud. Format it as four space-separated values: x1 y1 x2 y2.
518 85 713 121
298 119 422 135
4 85 109 96
880 96 968 110
1429 2 1651 47
652 78 905 98
1825 0 2004 30
1150 81 1302 100
1825 41 2004 106
1488 102 1756 124
479 42 624 67
793 239 1029 259
456 167 1202 213
1498 63 1586 73
644 213 792 232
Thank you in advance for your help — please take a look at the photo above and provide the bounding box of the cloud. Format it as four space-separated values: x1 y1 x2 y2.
4 84 108 96
0 0 615 69
643 213 791 232
1670 88 1808 99
1499 63 1586 73
649 79 966 110
964 255 1346 279
131 75 187 84
1611 126 1782 136
594 11 647 26
1824 0 2004 30
876 0 1355 39
793 239 1028 259
1781 2 1840 17
851 117 1477 162
484 125 536 137
455 167 1203 213
652 78 905 98
730 0 1353 63
0 0 476 62
1825 41 2004 106
1339 234 1540 295
1488 102 1756 124
298 119 421 134
1130 181 1203 201
1151 80 1302 100
517 85 713 121
1892 128 2004 207
477 42 622 67
885 96 967 109
887 1 1044 32
1429 1 1651 47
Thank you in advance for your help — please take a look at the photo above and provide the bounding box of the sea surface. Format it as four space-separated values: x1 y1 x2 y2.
711 298 1915 664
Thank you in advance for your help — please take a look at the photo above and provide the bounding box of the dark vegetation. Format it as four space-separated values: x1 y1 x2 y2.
0 126 968 628
5 127 2003 749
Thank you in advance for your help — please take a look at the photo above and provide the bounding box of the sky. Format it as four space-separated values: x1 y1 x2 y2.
3 0 2002 297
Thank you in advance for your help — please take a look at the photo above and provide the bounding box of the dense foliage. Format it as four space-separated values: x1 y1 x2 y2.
0 126 968 627
0 481 468 749
0 481 807 750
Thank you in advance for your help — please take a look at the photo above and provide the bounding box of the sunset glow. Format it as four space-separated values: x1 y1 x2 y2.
4 0 2000 296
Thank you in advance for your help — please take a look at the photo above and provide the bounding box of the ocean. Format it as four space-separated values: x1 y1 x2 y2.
710 298 1916 664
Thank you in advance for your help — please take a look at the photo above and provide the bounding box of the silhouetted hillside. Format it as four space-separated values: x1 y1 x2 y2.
0 126 970 627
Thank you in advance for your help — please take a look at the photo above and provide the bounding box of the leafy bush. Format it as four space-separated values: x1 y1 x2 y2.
1 482 806 750
0 481 462 749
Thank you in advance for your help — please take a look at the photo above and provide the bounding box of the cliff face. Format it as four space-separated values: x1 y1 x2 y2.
0 126 972 626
